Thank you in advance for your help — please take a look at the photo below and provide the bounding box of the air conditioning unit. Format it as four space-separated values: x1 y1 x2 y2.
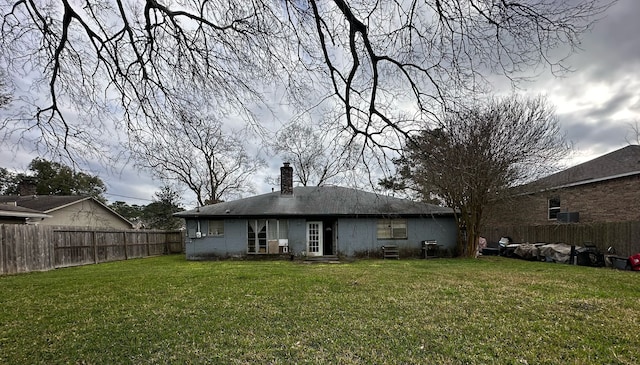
557 212 579 223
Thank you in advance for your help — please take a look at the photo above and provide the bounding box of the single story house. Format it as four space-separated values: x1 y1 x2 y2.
0 195 133 229
175 163 457 259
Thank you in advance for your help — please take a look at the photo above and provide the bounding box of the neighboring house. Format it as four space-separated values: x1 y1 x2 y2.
0 195 133 229
485 145 640 227
175 163 457 259
0 203 51 224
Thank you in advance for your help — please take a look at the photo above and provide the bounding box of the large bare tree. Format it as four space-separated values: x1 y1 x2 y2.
625 120 640 146
382 95 568 257
270 120 360 186
129 109 265 207
0 0 612 162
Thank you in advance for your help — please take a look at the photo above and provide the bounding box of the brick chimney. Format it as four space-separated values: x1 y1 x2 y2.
280 162 293 195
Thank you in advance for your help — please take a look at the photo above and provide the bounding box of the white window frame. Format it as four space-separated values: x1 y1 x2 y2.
208 220 224 236
548 197 561 220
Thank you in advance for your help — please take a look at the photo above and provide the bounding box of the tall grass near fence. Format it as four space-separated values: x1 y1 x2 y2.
484 221 640 256
0 224 183 275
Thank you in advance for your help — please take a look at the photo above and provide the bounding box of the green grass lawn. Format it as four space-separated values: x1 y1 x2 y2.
1 255 638 364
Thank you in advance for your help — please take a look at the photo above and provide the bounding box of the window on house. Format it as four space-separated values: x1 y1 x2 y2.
248 219 288 254
208 220 224 236
377 219 408 239
548 197 561 220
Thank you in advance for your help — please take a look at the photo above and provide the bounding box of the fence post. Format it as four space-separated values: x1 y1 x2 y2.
164 232 168 254
0 225 5 275
146 231 150 257
123 231 128 260
92 231 98 264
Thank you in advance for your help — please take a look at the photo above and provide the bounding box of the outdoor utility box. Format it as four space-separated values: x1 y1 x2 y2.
557 212 579 223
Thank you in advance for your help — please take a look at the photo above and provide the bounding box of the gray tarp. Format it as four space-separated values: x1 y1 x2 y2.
513 244 540 260
538 243 574 263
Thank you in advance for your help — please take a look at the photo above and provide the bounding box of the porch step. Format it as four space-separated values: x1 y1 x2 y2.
303 255 340 264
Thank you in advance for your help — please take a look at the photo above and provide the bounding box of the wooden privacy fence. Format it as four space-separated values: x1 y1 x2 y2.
0 224 184 275
483 221 640 257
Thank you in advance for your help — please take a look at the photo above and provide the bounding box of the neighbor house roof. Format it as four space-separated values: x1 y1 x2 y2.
176 186 454 218
526 145 640 191
0 195 132 227
0 204 52 219
0 195 92 212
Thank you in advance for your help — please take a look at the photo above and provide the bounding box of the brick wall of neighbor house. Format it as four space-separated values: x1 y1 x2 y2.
485 174 640 227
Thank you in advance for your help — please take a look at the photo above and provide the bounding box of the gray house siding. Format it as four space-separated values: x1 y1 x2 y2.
336 218 376 256
337 217 457 256
286 218 307 254
184 215 457 259
186 218 307 259
186 219 248 258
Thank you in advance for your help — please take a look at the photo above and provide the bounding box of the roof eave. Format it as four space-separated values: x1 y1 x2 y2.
0 211 52 218
41 196 92 213
175 212 455 219
518 170 640 196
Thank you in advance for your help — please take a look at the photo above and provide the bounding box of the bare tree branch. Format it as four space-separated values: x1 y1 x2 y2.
0 0 613 164
129 107 265 207
269 120 360 187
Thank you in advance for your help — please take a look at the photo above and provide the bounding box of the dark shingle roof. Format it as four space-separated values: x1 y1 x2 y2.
0 195 90 212
530 145 640 190
176 186 454 218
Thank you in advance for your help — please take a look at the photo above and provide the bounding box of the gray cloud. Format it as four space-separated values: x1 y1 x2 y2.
560 112 628 147
3 0 640 205
510 0 640 167
584 89 636 120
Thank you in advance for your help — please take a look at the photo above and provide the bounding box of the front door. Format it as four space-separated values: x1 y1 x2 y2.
322 220 335 255
306 221 323 257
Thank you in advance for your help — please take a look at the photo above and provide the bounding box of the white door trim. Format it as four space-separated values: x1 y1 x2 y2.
306 221 323 257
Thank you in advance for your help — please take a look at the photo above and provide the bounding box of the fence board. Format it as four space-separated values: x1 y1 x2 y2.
0 225 54 275
1 225 184 275
484 221 640 257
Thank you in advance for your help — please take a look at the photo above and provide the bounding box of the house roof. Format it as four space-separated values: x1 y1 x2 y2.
528 145 640 191
0 204 52 219
0 195 133 226
0 195 91 212
176 186 454 218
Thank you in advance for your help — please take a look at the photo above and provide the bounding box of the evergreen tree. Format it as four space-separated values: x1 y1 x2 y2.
142 186 184 230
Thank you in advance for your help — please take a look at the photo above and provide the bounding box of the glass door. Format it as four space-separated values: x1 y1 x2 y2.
306 221 323 257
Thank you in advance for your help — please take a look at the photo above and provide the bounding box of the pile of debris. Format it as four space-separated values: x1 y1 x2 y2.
480 237 640 271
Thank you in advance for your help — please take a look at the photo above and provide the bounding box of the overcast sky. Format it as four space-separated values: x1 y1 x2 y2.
1 0 639 208
521 0 640 162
